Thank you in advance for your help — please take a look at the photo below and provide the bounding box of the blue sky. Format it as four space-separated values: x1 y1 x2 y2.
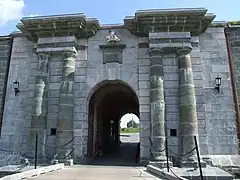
0 0 240 35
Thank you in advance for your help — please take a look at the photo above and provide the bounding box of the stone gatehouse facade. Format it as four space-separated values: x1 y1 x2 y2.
0 8 240 165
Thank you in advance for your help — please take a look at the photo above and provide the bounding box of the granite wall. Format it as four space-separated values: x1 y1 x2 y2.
199 26 238 155
163 53 179 156
0 36 12 134
0 24 239 166
0 36 36 165
0 30 147 162
137 37 151 159
73 38 88 159
228 27 240 134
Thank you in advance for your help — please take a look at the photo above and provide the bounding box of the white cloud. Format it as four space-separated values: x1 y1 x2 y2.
0 0 24 26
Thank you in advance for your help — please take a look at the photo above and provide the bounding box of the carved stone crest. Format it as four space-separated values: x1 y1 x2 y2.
106 30 120 44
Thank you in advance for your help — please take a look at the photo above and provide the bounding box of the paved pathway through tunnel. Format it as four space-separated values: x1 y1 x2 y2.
26 133 164 179
89 133 140 166
26 165 163 180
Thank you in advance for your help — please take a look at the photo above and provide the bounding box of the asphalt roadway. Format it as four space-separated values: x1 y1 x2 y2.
120 133 140 143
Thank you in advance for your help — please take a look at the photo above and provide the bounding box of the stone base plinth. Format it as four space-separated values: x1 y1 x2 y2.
57 159 74 166
51 159 59 165
147 165 233 180
64 159 73 166
201 155 240 168
139 159 149 166
180 159 207 168
202 157 213 166
149 160 173 169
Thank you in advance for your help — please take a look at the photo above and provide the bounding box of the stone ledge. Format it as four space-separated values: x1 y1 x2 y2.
202 155 240 168
17 14 100 40
124 8 215 36
0 164 64 180
147 164 233 180
147 165 187 180
149 42 192 53
36 47 77 54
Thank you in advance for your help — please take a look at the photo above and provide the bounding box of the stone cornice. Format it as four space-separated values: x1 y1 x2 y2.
5 8 240 39
0 35 12 45
124 8 216 36
0 35 13 52
148 45 192 54
209 21 227 27
17 13 100 42
36 47 77 55
226 24 240 31
37 42 87 50
0 35 12 42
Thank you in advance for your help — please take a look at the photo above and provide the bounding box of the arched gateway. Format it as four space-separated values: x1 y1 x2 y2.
0 8 239 169
87 80 140 164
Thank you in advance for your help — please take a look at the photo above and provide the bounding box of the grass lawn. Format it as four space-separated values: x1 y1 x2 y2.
120 128 140 133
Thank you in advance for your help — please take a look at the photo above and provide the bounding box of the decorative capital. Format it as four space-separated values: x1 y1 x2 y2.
63 51 78 59
148 48 164 57
176 47 192 56
106 30 120 44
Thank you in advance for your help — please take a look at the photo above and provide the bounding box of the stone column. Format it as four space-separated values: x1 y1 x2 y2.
30 53 49 158
56 51 77 161
177 47 198 165
149 48 167 164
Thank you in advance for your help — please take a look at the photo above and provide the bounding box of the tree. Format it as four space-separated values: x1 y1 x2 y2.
127 120 139 128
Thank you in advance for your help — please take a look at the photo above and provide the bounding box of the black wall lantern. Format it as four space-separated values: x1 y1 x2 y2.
215 76 222 94
13 80 20 96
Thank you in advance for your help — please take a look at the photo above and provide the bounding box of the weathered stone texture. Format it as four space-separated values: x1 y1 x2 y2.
228 28 240 143
28 52 49 159
46 54 63 157
0 36 36 162
148 48 166 161
84 29 141 159
177 48 198 161
76 29 140 158
73 39 88 158
163 53 179 156
56 51 76 158
188 38 208 156
138 37 150 159
199 27 237 155
87 29 138 94
1 15 240 167
0 37 11 134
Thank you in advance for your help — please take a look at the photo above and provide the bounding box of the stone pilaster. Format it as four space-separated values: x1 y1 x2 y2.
177 47 198 164
149 48 166 162
29 53 49 157
56 51 77 159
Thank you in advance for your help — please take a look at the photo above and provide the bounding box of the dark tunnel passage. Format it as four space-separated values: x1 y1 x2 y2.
87 81 139 166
